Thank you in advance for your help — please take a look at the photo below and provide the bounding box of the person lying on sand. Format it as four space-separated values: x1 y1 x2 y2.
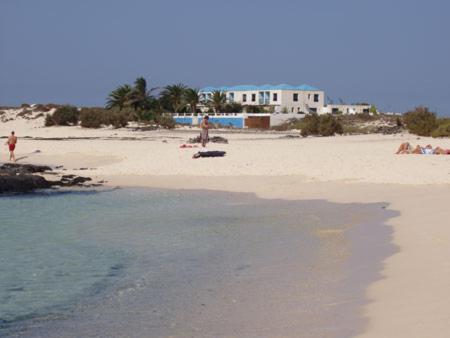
396 142 449 155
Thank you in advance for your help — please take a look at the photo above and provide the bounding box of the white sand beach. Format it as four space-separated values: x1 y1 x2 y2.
1 114 450 337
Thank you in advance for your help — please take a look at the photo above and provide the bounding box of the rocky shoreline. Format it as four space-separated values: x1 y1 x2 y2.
0 163 97 194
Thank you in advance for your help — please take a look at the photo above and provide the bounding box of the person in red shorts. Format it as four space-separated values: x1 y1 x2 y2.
6 131 17 162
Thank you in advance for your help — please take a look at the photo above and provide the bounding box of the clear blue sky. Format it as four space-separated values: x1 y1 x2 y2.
1 0 449 115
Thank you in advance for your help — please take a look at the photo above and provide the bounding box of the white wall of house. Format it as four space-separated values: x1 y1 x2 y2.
279 90 324 114
200 88 325 114
321 104 371 115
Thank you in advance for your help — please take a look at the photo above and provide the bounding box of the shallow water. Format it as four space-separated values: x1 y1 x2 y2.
0 188 396 337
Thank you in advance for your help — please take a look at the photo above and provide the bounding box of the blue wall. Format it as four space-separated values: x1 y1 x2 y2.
175 116 245 128
200 117 244 128
173 117 193 125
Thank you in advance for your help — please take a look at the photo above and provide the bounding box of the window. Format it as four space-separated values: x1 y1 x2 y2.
229 92 234 102
291 107 294 113
314 94 319 102
242 94 247 102
273 93 278 102
251 93 256 102
293 93 298 102
310 108 317 113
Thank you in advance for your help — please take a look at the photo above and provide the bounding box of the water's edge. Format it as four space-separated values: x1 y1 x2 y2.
0 187 398 338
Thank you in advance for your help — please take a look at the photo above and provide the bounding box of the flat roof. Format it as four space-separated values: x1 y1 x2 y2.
200 84 321 92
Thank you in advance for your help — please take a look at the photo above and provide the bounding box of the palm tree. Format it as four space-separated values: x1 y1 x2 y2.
184 88 200 114
159 83 188 113
129 77 157 111
106 84 133 110
209 90 226 113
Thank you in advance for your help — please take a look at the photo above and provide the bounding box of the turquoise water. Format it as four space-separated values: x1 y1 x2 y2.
0 188 395 337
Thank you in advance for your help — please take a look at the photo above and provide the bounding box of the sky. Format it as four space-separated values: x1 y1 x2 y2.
1 0 449 115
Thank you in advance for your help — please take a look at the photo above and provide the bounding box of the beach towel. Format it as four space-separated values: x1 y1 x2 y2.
193 151 226 159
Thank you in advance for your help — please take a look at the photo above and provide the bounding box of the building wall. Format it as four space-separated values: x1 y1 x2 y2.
322 104 371 115
280 90 324 114
201 89 325 114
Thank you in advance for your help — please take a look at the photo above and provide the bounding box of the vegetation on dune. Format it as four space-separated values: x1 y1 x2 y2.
155 115 176 129
297 113 343 137
45 105 79 126
400 106 449 137
79 108 129 129
430 118 450 138
403 106 437 136
272 113 344 136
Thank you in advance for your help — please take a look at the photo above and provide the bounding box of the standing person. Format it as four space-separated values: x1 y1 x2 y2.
200 115 209 148
6 131 17 162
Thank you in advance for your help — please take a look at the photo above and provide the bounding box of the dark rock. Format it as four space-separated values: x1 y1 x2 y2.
0 163 52 174
0 175 52 194
61 174 76 179
57 175 91 186
0 162 99 194
71 176 92 185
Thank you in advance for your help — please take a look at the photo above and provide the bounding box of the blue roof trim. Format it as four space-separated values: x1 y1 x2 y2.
200 84 320 92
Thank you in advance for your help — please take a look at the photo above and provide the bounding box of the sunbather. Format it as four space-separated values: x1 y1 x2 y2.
396 142 449 155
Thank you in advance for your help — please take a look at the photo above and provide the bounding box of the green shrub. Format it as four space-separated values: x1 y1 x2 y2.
299 113 343 137
45 105 79 126
79 108 108 128
403 106 437 136
137 110 156 122
353 112 376 121
45 114 55 126
299 113 320 136
109 111 129 128
318 114 343 136
156 115 175 129
431 118 450 138
79 108 130 128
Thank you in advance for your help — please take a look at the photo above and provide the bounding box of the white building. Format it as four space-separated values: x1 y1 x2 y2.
322 104 371 115
200 84 325 115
